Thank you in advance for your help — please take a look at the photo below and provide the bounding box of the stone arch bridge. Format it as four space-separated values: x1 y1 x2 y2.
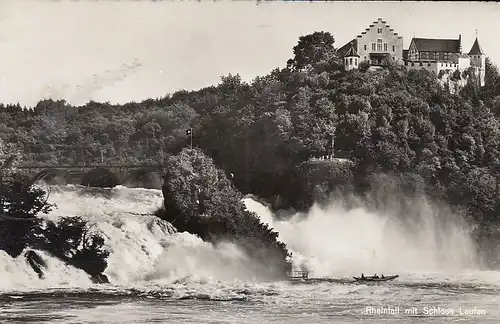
16 164 166 189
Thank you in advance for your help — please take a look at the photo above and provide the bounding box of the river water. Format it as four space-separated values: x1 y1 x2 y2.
0 185 499 323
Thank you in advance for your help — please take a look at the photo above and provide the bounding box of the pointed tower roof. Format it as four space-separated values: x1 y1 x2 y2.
468 37 484 55
344 43 360 58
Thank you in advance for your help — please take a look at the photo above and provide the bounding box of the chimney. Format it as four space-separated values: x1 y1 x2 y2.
459 34 462 53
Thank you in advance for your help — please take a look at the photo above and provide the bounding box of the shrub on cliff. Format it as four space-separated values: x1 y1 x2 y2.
34 216 110 282
0 141 110 280
158 148 291 278
0 169 53 258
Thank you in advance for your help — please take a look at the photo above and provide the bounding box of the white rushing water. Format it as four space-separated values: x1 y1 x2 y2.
243 196 480 278
0 184 499 323
0 185 272 291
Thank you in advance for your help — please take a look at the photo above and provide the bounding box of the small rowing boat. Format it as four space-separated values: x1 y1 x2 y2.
353 274 399 282
287 270 309 280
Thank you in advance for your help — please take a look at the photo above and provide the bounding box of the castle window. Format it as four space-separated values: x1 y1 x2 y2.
377 39 382 51
428 63 431 67
350 58 353 65
412 62 414 66
420 62 423 66
377 27 382 34
345 58 348 65
372 43 376 51
384 43 388 52
355 58 358 65
393 45 395 52
364 56 367 60
444 53 449 60
364 45 367 51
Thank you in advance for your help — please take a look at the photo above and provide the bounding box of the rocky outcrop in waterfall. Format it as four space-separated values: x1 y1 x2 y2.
156 148 292 279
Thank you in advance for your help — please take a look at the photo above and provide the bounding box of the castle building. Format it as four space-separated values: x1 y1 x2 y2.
339 18 486 87
468 37 486 86
338 18 404 66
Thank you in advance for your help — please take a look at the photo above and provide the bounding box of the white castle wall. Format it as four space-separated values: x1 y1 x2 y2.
404 61 460 75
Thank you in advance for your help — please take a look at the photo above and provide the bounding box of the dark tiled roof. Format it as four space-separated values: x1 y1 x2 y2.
452 53 469 58
337 39 357 58
403 50 409 60
468 38 484 55
344 44 360 58
412 38 461 53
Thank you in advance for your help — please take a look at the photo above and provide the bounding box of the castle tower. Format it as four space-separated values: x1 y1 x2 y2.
468 35 486 86
344 43 360 71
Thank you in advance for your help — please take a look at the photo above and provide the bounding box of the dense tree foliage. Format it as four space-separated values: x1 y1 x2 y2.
1 30 500 267
34 216 110 282
0 171 53 258
286 31 342 71
481 58 500 114
158 148 291 278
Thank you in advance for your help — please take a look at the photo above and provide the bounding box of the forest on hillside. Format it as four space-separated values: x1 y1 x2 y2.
2 31 500 264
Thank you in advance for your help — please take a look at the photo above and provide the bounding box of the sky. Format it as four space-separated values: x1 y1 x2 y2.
0 0 499 107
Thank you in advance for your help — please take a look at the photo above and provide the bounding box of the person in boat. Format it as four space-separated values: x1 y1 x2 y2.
381 274 384 279
361 273 365 279
373 274 379 279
